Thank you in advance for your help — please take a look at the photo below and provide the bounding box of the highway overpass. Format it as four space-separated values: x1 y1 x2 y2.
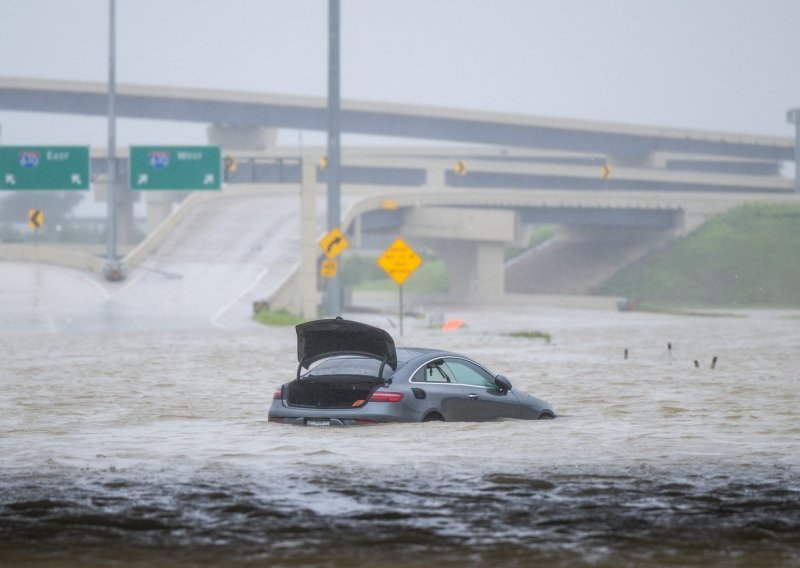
0 76 794 174
2 77 799 313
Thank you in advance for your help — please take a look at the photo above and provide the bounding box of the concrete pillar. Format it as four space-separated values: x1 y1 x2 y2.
206 124 277 152
474 241 505 300
402 207 516 303
426 163 447 189
93 173 137 245
434 239 506 303
145 193 174 234
299 155 318 320
787 109 800 193
116 191 134 244
605 151 662 169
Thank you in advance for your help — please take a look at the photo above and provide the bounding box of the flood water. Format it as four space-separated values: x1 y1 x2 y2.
2 306 799 566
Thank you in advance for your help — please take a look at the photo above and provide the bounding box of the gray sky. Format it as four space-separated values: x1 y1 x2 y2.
1 0 799 147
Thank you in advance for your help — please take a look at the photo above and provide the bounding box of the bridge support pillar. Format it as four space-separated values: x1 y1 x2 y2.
94 173 138 245
207 124 277 151
403 206 516 303
299 155 319 320
787 109 800 193
430 240 506 303
606 151 663 169
145 192 175 234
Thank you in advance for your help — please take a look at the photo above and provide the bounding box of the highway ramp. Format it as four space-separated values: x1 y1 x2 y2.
0 190 306 333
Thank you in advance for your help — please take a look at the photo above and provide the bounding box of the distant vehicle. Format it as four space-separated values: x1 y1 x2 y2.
268 318 556 426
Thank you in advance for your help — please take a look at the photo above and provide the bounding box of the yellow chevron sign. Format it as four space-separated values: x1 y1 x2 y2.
28 208 43 229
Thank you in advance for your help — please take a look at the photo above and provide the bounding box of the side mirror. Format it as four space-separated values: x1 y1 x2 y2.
494 374 512 392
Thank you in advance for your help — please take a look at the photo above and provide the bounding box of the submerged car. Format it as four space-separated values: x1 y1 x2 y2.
268 318 556 426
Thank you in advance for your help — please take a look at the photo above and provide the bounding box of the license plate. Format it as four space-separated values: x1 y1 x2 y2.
305 418 331 427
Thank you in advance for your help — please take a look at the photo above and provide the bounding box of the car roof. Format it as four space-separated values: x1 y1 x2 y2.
396 347 459 364
306 348 458 374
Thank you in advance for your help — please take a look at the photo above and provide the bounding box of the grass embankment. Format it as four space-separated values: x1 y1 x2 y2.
595 203 800 308
507 330 552 343
253 309 305 326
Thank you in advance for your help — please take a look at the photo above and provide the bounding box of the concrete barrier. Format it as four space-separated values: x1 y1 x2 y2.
0 244 106 272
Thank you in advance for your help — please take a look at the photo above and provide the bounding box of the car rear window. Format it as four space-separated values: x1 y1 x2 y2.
305 356 404 378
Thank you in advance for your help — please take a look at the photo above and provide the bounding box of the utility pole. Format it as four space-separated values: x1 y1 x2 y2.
324 0 342 315
104 0 124 280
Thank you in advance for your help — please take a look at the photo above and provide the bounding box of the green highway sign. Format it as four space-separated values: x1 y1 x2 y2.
0 146 90 190
129 146 221 190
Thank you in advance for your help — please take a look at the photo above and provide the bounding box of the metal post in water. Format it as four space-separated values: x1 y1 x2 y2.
104 0 122 280
399 284 404 336
324 0 342 315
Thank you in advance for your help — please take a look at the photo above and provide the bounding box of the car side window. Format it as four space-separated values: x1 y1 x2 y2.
413 362 451 383
444 359 496 388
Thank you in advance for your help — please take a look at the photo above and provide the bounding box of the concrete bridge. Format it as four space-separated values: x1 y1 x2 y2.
0 76 794 169
2 77 799 313
263 156 797 316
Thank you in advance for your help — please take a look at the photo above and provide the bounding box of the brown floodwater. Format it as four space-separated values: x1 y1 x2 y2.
2 306 799 566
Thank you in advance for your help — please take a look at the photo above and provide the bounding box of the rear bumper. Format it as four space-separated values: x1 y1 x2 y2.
268 399 419 425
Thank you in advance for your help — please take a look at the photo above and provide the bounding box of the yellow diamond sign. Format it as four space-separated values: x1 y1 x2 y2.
377 238 423 285
319 227 348 259
320 259 338 278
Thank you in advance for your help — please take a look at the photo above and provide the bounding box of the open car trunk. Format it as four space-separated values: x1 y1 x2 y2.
286 377 381 409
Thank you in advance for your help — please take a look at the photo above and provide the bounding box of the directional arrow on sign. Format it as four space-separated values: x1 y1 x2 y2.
319 227 349 259
0 146 89 190
28 208 43 229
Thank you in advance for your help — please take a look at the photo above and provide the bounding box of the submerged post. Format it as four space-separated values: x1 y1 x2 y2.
104 0 124 280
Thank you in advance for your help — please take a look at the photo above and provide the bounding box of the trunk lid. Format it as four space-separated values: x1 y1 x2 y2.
296 318 397 370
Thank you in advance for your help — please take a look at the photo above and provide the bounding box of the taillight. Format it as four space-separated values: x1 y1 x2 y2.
273 389 282 400
368 391 404 403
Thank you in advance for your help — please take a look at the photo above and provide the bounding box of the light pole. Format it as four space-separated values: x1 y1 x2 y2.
324 0 342 314
104 0 124 280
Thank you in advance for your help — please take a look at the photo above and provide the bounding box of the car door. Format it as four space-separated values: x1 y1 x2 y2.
410 360 471 421
442 358 522 420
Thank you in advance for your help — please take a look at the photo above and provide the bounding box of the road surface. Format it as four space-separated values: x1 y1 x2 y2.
0 190 309 333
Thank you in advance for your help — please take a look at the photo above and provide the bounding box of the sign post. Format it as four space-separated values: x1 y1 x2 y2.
377 238 423 335
129 146 221 190
0 146 90 190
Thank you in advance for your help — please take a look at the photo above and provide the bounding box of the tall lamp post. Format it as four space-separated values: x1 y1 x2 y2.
104 0 124 280
324 0 342 314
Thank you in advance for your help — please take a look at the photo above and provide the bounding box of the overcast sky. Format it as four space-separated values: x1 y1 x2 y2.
1 0 799 148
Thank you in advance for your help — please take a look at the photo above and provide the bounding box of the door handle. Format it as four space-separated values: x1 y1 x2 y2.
468 393 479 400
